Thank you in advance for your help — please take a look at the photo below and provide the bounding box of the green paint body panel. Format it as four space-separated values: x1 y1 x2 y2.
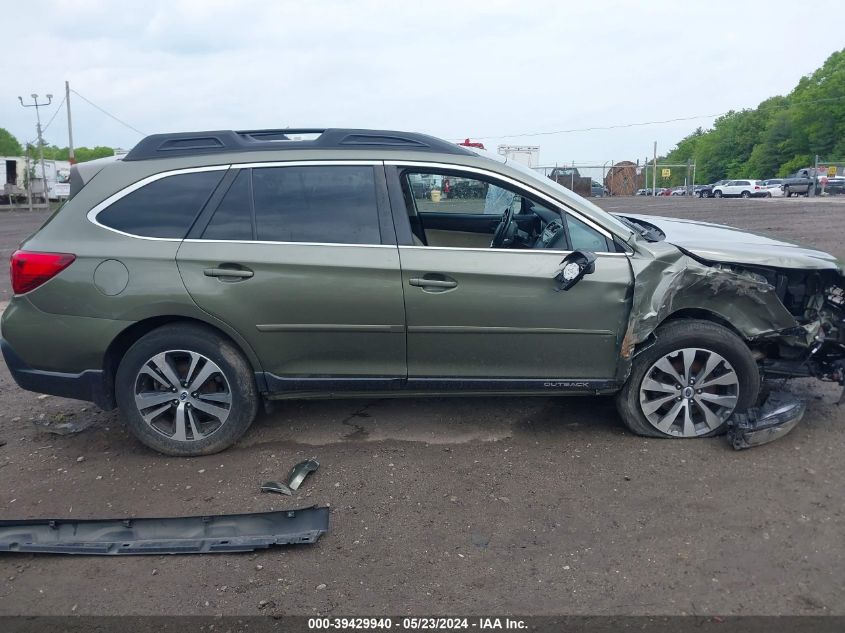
176 241 406 378
398 247 632 378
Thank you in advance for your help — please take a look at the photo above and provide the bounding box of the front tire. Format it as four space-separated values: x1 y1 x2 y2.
616 320 760 438
714 190 723 198
115 323 259 456
741 191 751 198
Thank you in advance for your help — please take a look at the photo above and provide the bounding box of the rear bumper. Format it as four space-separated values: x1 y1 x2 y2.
1 338 114 410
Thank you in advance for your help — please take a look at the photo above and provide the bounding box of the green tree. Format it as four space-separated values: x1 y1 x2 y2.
38 144 115 162
662 48 845 182
0 128 23 156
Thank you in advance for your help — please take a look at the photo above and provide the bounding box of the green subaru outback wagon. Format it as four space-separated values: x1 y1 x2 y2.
3 128 845 455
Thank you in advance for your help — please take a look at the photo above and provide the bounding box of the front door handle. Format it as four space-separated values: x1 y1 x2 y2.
204 266 254 280
409 275 458 290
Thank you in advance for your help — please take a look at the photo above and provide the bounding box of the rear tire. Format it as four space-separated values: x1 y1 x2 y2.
714 190 723 198
115 323 259 456
616 320 760 438
741 191 751 198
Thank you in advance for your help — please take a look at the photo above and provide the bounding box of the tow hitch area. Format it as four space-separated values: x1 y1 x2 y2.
0 506 329 555
727 391 806 450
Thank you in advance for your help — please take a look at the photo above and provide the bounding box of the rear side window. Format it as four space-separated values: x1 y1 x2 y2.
97 170 224 238
202 170 253 240
251 165 381 244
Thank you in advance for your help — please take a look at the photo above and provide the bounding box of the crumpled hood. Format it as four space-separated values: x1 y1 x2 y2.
618 213 842 271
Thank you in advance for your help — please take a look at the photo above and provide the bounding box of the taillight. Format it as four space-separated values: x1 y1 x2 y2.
10 250 76 295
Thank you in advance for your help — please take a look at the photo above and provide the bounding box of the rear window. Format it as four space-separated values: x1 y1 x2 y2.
251 165 381 244
97 170 224 238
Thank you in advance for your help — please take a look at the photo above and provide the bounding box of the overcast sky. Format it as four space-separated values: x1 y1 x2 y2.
2 0 838 166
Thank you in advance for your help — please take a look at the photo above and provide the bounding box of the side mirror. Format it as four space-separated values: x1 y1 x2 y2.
554 250 597 292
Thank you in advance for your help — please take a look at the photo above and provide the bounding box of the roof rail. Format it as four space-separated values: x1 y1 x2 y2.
123 128 474 161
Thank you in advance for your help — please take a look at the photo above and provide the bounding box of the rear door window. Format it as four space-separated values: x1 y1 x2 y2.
97 170 224 238
251 165 381 244
202 170 253 241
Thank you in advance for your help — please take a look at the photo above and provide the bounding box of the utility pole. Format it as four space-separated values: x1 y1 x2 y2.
652 141 657 196
18 93 53 207
65 81 75 163
23 152 33 213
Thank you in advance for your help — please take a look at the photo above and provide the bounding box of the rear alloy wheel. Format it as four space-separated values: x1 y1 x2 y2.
116 324 258 456
714 190 723 198
133 350 232 442
741 191 751 198
616 319 759 438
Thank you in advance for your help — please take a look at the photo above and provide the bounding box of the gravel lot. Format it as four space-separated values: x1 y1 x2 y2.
0 197 843 616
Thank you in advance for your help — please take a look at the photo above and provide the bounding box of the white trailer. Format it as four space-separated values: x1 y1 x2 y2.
1 156 26 200
1 156 72 201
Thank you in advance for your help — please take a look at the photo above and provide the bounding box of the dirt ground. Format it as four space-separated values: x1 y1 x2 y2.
0 197 844 616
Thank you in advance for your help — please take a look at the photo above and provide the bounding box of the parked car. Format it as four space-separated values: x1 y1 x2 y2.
712 180 766 198
636 188 653 196
782 169 818 196
823 177 845 195
3 127 842 455
657 187 672 196
695 180 729 198
761 179 785 198
670 187 688 196
591 181 608 197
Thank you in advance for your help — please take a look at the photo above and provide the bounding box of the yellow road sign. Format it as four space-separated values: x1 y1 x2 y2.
661 168 671 178
828 165 838 177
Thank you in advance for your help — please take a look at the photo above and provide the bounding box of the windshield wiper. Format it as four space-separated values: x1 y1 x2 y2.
616 216 661 242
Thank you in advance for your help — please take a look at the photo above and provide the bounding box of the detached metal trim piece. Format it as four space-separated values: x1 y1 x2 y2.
0 507 329 555
727 391 806 450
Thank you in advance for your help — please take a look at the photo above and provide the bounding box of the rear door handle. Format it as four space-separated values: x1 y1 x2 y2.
203 266 254 279
409 275 458 290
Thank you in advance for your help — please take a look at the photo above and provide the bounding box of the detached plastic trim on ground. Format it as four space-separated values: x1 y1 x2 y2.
726 390 806 450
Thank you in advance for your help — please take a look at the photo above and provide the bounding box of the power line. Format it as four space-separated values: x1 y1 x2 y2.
40 94 66 135
463 94 845 141
70 89 146 136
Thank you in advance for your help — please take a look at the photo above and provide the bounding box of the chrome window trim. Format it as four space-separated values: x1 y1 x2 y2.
398 245 628 257
182 239 393 249
385 159 617 244
87 165 231 241
86 159 627 254
87 160 383 241
234 159 382 169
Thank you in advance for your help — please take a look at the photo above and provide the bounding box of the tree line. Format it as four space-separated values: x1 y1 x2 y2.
0 127 115 163
660 48 845 186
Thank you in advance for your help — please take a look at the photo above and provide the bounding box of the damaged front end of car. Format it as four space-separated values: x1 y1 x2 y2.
620 237 845 447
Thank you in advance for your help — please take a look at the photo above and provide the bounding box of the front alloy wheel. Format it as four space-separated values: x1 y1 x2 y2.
615 319 759 439
134 350 232 442
638 348 739 437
